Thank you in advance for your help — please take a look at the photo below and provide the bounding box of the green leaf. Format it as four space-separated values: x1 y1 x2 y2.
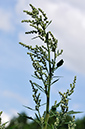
46 20 52 28
18 113 34 121
51 79 59 85
26 116 34 120
34 113 42 126
54 101 61 108
40 103 46 106
52 76 63 78
23 105 36 111
31 75 39 79
51 124 55 129
35 113 40 121
33 82 45 93
49 111 56 118
67 110 83 115
32 36 39 40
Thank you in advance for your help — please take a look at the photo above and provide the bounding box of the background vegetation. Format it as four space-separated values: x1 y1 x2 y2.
6 112 85 129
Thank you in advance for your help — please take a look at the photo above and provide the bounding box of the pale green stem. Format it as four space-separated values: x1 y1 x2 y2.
42 41 51 129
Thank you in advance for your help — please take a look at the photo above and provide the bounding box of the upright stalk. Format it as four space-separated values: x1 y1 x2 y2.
19 4 78 129
43 41 51 129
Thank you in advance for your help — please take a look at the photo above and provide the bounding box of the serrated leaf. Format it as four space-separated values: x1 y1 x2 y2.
67 110 83 115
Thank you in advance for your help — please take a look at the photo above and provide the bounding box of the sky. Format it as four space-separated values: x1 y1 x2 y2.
0 0 85 125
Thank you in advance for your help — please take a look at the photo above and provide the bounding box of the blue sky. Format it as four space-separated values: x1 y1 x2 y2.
0 0 85 124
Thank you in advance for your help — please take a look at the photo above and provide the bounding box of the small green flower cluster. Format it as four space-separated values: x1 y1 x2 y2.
49 76 76 128
68 116 76 129
19 4 64 129
59 76 76 114
22 4 51 40
49 105 67 129
30 80 41 112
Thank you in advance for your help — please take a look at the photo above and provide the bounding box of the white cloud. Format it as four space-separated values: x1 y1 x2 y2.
50 3 85 75
1 112 11 126
3 90 29 105
0 8 14 32
0 109 19 127
15 0 30 16
72 103 81 110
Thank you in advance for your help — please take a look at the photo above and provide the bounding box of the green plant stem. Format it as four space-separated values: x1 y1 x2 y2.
43 42 51 129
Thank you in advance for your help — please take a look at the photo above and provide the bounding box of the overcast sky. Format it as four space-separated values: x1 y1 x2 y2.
0 0 85 124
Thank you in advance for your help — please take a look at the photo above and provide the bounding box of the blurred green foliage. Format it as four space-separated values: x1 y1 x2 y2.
0 111 8 129
6 112 85 129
